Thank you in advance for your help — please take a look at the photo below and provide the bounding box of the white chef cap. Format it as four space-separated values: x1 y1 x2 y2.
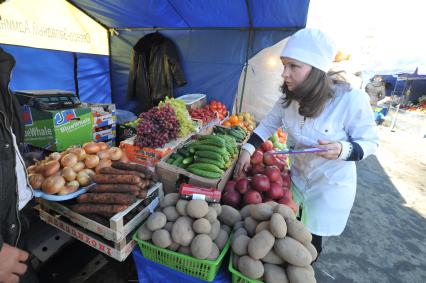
281 28 337 73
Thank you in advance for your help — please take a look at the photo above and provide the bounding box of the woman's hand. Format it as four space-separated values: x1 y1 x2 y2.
233 149 251 179
315 139 342 160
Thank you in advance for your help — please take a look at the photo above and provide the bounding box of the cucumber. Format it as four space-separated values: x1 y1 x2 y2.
182 156 194 165
177 147 191 157
172 156 184 167
194 144 227 155
166 158 175 164
186 167 222 179
193 157 225 169
188 163 224 174
198 135 225 147
194 150 224 162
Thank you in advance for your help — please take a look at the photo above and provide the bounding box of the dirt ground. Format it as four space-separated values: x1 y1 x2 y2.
313 126 426 283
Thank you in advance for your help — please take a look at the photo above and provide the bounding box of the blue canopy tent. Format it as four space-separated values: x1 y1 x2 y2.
1 0 309 113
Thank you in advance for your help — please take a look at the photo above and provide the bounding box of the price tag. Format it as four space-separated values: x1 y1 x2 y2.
148 197 159 213
192 194 206 200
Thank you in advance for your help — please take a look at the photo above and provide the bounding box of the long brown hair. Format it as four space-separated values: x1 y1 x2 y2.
281 67 334 118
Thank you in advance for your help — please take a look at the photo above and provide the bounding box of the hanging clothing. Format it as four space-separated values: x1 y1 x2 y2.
127 32 187 113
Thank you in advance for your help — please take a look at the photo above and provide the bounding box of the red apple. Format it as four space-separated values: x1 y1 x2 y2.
222 190 241 208
267 182 285 199
252 174 270 192
250 164 265 175
244 190 263 204
261 140 274 152
263 151 278 166
264 166 281 182
224 180 237 192
236 178 250 194
250 150 264 165
282 174 291 189
282 188 292 200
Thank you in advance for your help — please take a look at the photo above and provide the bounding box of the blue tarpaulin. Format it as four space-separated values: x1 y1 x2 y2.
2 0 310 113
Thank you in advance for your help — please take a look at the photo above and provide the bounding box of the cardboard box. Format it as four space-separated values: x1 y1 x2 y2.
93 125 116 142
22 105 93 151
81 102 117 128
156 156 236 194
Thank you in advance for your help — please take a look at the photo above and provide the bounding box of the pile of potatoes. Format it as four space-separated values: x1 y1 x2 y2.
137 194 242 260
231 202 317 283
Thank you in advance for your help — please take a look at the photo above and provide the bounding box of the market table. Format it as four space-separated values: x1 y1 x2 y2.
132 248 231 283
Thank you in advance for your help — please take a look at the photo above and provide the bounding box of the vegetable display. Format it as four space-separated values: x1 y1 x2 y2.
158 97 196 138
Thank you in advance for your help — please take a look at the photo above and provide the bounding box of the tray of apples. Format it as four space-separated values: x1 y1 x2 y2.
221 140 298 213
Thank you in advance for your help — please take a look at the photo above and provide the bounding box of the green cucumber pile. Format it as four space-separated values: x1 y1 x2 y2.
213 125 248 143
166 134 239 179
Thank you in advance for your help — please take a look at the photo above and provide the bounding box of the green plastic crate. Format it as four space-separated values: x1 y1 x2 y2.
133 232 231 282
228 253 263 283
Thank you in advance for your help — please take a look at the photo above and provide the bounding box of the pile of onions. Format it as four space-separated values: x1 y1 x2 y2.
83 142 101 154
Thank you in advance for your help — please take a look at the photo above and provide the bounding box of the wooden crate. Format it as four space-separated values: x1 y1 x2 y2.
39 183 163 243
37 206 136 262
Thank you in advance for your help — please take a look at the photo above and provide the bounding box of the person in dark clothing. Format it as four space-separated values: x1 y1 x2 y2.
0 47 34 283
127 32 187 113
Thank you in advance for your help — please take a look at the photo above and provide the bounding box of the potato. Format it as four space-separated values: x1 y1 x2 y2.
304 242 318 263
163 206 179 222
274 204 296 220
238 255 264 279
146 212 167 231
137 224 152 241
171 216 195 246
274 237 312 267
218 205 241 227
168 241 180 252
248 230 275 259
214 229 229 250
208 220 221 241
244 217 258 237
264 263 288 283
190 234 212 259
204 207 217 223
255 221 270 234
250 204 274 221
269 213 287 238
164 222 174 232
286 265 316 283
240 204 253 219
176 199 188 216
231 235 250 256
192 218 211 234
265 201 279 209
207 243 220 260
261 249 284 265
286 218 312 244
160 193 179 208
178 246 191 256
186 199 209 218
234 221 244 230
233 228 248 240
210 203 222 216
232 254 239 269
152 229 172 248
221 224 231 235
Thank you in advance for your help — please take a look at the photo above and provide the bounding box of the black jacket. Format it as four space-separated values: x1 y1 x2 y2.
127 32 186 113
0 47 23 251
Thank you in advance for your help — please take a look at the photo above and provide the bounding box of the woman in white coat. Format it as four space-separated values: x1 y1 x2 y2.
235 28 379 256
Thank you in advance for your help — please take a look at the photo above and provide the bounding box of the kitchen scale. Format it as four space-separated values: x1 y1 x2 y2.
14 90 81 110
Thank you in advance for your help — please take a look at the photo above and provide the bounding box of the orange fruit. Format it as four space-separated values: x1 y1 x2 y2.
229 115 239 124
222 121 231 127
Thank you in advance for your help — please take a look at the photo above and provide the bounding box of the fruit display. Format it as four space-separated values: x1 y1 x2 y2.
135 104 180 148
222 140 296 211
159 97 196 138
27 142 128 195
268 129 287 150
71 161 154 218
213 125 248 143
230 203 317 282
137 195 241 260
189 106 219 124
222 112 256 132
208 100 228 121
165 133 240 179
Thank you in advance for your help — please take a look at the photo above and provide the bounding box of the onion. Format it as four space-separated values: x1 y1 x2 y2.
70 148 87 161
42 176 66 195
48 152 62 161
58 181 80 195
108 147 123 161
42 160 61 177
61 153 78 168
95 159 112 173
97 150 111 160
80 168 95 178
28 174 44 189
83 142 100 154
85 155 100 169
27 165 37 174
76 171 91 187
97 142 109 151
62 167 77 182
119 153 129 163
72 161 85 173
